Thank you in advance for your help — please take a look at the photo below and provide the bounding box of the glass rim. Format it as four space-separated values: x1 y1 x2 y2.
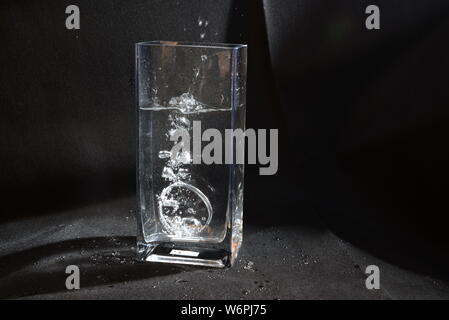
135 40 247 50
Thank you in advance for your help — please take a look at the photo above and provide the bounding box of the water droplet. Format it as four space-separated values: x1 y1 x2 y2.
193 67 200 78
176 279 188 283
243 261 256 272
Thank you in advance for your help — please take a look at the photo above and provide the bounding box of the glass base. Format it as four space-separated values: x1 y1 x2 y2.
137 242 230 268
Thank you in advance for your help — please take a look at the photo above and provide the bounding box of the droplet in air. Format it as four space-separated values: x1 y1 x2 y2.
193 67 200 78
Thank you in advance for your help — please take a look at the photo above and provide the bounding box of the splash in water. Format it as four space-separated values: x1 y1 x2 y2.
157 93 213 237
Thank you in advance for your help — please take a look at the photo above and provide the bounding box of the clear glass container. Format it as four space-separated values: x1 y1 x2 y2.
136 41 247 267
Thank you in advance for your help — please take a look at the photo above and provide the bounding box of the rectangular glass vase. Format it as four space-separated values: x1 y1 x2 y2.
136 41 247 267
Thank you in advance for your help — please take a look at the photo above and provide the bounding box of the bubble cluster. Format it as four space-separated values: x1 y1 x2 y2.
157 93 213 237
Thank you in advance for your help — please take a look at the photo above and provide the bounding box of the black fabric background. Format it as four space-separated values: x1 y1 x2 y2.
1 0 449 277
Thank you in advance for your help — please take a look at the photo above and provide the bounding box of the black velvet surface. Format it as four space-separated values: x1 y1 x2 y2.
1 196 448 300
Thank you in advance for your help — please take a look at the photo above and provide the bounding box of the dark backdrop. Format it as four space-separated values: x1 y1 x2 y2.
1 1 449 277
263 0 449 275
